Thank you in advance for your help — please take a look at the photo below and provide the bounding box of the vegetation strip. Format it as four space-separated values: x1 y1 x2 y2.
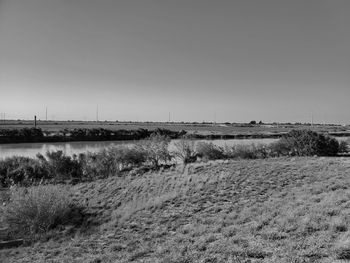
1 126 349 144
0 130 348 188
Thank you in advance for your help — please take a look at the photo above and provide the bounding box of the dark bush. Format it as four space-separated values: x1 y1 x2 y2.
0 157 50 187
112 146 147 168
270 130 340 156
41 151 84 182
225 144 269 159
172 139 197 164
81 150 120 179
339 140 349 153
196 142 225 160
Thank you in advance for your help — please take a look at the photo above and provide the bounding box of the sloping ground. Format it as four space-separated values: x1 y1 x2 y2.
2 157 350 263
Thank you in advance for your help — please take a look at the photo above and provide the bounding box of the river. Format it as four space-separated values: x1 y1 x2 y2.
0 137 348 159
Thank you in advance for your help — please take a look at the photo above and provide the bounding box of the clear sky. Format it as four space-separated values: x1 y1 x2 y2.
0 0 349 123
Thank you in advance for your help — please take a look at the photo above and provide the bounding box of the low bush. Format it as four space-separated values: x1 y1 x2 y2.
172 139 197 164
271 130 340 156
81 150 120 179
138 134 172 168
111 145 147 168
339 140 349 153
81 145 148 179
39 151 83 182
1 185 73 239
196 142 225 160
0 157 50 187
225 144 269 159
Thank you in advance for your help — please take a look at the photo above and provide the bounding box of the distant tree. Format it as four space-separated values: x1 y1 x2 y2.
249 120 257 125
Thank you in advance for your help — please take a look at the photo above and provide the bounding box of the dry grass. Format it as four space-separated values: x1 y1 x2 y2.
2 157 350 262
1 185 73 239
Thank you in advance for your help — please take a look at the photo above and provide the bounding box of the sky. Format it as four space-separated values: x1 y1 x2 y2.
0 0 349 124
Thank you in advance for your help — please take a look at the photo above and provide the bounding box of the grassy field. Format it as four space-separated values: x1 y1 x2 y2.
2 157 350 262
0 120 349 136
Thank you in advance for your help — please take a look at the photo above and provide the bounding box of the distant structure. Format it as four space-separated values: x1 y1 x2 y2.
96 105 99 122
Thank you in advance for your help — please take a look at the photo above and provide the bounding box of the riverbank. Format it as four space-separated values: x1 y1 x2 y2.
0 120 349 144
0 128 184 144
2 157 350 262
1 127 350 145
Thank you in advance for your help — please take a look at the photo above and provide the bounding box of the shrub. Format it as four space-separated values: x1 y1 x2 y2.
172 139 197 164
196 142 225 160
81 150 120 179
225 144 269 159
39 151 83 182
0 157 50 187
110 145 147 168
80 145 147 179
138 134 172 168
269 140 292 157
1 185 72 238
339 140 349 153
271 130 340 156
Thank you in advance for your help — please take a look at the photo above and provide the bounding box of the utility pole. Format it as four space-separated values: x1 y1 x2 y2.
168 112 171 123
96 105 99 122
34 115 37 128
46 107 48 121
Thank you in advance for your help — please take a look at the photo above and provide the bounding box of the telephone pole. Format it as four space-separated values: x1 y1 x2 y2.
96 105 99 122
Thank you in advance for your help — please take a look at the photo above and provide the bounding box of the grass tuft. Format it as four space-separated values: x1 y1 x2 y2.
1 185 74 239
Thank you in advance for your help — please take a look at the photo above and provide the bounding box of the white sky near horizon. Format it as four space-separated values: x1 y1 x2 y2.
0 0 349 124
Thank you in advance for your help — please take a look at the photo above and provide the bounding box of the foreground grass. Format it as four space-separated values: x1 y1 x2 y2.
2 157 350 262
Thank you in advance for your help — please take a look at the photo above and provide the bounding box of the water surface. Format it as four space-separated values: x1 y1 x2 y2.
0 137 348 159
